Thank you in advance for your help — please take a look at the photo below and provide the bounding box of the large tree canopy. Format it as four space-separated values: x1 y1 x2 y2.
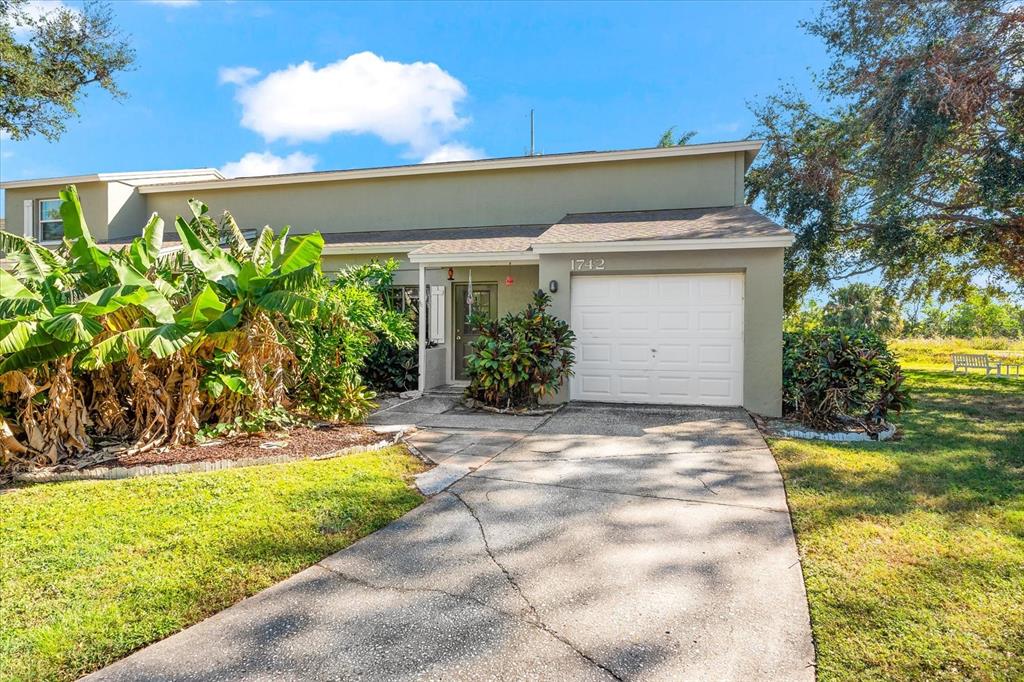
748 0 1023 310
0 0 134 141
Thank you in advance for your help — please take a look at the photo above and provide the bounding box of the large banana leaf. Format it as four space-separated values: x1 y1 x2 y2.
53 285 148 317
59 185 110 275
0 271 45 320
0 339 80 373
251 226 275 267
257 290 318 320
78 327 153 369
142 213 165 258
174 285 226 327
204 304 244 333
109 260 177 324
41 313 103 343
271 232 324 276
144 324 200 358
174 217 241 289
0 320 41 355
222 212 252 254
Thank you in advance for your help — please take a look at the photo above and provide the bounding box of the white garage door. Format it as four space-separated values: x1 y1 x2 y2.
570 273 744 406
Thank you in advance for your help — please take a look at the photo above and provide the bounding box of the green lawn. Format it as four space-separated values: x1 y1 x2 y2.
770 368 1024 681
0 446 425 682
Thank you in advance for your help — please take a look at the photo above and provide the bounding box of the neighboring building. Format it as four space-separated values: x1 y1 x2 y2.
1 141 793 415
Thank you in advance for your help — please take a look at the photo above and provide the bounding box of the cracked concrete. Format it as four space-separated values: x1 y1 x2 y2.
86 403 814 681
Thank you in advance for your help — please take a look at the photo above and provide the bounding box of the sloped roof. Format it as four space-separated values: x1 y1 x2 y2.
322 224 547 252
535 206 791 245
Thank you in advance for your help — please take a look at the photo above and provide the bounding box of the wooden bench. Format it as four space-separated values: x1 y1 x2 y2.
952 353 1003 376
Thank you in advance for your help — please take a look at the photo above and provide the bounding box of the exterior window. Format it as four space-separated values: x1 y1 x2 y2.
38 199 64 242
387 285 445 345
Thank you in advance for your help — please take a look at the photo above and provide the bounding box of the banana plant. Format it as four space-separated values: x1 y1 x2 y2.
173 214 325 330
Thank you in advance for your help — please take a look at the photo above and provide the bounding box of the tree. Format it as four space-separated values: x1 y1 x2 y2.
747 0 1024 311
0 0 134 141
657 126 697 147
823 283 903 336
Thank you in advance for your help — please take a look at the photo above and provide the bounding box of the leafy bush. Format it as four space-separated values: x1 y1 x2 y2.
289 260 414 421
464 291 575 410
363 341 418 393
783 327 910 429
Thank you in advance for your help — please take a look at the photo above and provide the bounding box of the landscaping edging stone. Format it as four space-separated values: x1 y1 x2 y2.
776 423 897 442
13 426 412 484
459 397 565 416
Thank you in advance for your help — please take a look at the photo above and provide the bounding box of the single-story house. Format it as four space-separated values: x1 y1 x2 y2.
1 141 794 415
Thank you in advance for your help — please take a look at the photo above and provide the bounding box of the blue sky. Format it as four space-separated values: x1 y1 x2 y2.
1 0 828 209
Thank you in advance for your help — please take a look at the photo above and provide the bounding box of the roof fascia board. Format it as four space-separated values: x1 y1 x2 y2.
138 141 764 194
531 235 795 254
321 243 424 255
1 168 223 190
408 251 540 265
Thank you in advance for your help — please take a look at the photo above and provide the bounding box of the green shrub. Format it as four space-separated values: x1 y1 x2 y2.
290 261 414 422
363 341 418 392
783 327 910 429
465 291 575 410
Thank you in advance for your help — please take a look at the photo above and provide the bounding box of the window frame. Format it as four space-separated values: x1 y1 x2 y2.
37 198 64 244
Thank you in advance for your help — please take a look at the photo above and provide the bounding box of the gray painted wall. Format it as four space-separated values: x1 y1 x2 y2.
3 182 109 241
141 152 746 235
539 247 785 416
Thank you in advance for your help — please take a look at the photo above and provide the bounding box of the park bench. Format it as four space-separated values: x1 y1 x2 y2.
951 353 1004 376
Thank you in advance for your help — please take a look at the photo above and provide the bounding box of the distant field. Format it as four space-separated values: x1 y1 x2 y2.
891 337 1024 368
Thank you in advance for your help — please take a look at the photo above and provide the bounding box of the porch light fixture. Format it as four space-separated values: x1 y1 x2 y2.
549 279 558 293
447 267 454 281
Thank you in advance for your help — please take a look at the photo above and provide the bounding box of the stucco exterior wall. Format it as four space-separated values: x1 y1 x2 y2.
141 153 744 235
107 181 152 240
539 247 785 416
3 182 109 241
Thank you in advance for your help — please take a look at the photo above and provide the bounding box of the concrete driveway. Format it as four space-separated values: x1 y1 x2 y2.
88 403 815 681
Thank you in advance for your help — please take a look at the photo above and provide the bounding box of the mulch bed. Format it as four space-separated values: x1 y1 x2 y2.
85 424 385 470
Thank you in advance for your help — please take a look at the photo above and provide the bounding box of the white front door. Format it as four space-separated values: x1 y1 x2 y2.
570 273 744 406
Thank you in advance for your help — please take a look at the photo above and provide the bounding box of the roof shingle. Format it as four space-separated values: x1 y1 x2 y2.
535 206 790 244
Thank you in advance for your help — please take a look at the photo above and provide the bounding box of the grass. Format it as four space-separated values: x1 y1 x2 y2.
770 369 1024 681
0 446 425 682
891 337 1024 368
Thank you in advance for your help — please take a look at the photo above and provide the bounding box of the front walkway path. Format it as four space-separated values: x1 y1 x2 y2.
87 403 815 681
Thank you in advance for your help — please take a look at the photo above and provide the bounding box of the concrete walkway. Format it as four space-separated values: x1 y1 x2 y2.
87 403 815 681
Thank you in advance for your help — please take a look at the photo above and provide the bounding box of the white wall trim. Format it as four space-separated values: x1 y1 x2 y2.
136 141 764 194
531 235 794 254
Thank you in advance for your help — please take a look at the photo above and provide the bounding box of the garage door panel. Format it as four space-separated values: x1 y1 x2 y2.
571 274 744 407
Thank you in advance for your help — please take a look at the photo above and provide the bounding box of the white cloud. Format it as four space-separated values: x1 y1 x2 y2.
220 151 317 178
420 143 484 164
10 1 78 39
218 66 260 86
143 0 200 6
227 51 471 158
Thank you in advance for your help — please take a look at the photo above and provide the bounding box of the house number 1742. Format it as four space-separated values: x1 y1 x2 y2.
570 258 606 272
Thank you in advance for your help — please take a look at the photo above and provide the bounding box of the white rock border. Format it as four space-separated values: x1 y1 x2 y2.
776 423 897 442
13 426 413 484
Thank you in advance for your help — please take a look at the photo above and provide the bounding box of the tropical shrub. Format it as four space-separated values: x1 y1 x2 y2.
0 185 395 470
363 341 418 393
783 327 910 430
464 291 575 410
289 260 414 421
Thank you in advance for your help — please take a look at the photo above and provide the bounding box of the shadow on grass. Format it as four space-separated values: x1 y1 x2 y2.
774 369 1024 529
